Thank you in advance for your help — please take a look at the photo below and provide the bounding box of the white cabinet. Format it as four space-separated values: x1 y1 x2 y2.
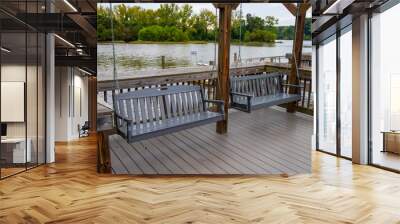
1 138 32 163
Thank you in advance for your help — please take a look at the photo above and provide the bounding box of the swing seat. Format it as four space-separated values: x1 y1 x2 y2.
113 85 224 143
230 72 302 113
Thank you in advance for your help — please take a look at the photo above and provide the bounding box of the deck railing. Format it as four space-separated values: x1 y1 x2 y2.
97 64 313 115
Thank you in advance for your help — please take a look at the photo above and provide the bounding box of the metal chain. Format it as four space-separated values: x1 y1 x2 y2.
293 4 301 80
238 2 243 64
109 2 119 91
213 7 218 72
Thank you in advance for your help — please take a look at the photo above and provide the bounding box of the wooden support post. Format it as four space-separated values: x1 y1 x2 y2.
88 76 97 133
214 3 238 134
97 130 112 173
287 3 309 113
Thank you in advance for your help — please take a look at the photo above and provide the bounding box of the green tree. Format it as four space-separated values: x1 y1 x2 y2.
190 9 216 41
244 29 276 43
245 14 265 32
97 6 112 41
265 16 278 28
178 4 193 31
231 11 246 41
304 18 312 40
157 4 180 27
138 26 189 42
97 4 306 43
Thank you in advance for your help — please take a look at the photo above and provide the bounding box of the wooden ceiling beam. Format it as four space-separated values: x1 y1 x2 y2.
282 1 310 16
282 3 297 16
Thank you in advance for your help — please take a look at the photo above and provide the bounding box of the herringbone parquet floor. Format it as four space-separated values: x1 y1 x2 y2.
1 135 400 224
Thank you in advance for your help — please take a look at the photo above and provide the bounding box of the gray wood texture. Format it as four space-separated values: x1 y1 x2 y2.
109 107 312 175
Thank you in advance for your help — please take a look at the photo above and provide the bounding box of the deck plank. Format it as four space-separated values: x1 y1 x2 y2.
110 107 313 175
157 135 213 174
141 140 186 174
131 142 172 174
183 129 258 174
192 125 282 174
114 136 157 174
147 138 199 174
164 134 224 174
227 116 310 171
179 130 254 174
109 135 140 174
109 146 129 174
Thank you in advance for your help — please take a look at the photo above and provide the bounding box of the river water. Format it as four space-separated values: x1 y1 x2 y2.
97 40 311 80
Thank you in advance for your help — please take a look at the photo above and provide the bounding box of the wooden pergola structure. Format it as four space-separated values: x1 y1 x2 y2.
93 1 310 133
213 2 310 133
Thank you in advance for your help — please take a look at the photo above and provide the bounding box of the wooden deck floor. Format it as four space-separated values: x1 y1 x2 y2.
1 135 400 223
109 107 312 175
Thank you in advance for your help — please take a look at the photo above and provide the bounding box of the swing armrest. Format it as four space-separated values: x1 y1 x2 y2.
115 113 133 123
282 84 304 88
230 92 252 112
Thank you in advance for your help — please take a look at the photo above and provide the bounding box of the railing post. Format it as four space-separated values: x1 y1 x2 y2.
161 56 166 69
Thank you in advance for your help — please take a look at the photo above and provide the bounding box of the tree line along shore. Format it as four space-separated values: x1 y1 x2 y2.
98 4 311 43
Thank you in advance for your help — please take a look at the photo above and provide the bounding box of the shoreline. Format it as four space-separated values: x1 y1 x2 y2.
97 40 311 45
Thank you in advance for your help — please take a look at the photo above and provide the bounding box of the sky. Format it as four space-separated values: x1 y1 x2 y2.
100 3 311 26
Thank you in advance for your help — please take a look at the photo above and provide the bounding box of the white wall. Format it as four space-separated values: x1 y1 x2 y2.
54 67 89 141
70 72 89 138
1 65 26 139
46 33 56 163
352 14 369 164
55 66 70 141
0 65 35 138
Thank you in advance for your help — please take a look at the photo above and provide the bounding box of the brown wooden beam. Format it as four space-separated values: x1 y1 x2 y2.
88 76 97 133
97 131 112 173
282 3 297 16
287 3 309 113
214 4 238 134
282 3 310 17
300 3 311 14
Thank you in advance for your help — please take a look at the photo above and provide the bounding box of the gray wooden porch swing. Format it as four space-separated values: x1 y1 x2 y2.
228 4 302 113
108 3 226 143
113 85 224 143
230 72 302 113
